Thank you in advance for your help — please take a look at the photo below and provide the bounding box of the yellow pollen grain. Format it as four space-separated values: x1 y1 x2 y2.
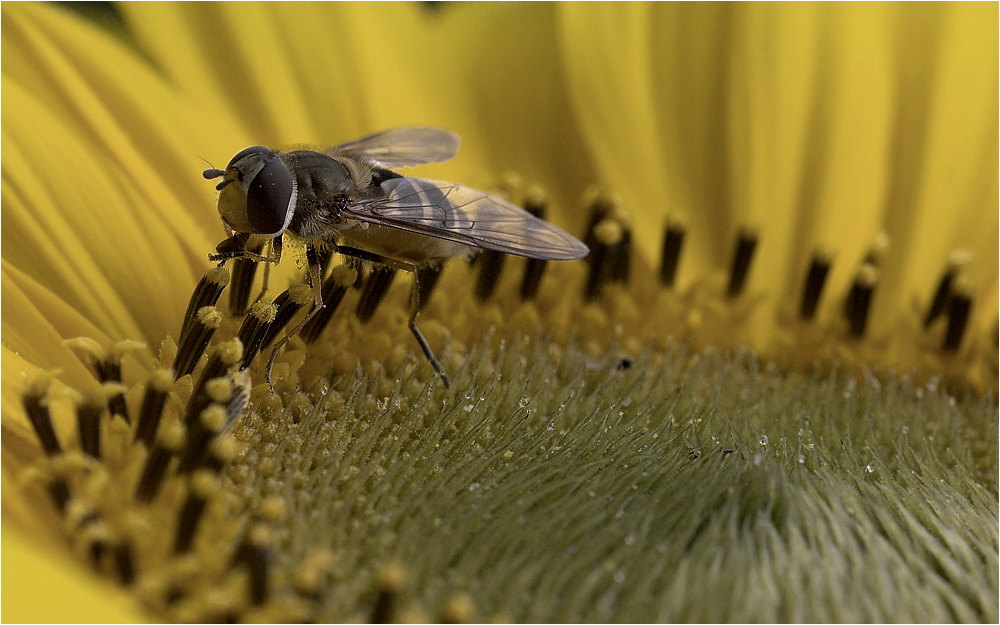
196 306 224 329
249 523 273 547
870 231 890 259
952 275 974 299
64 336 106 362
77 520 112 549
378 561 408 592
258 495 286 523
208 435 241 463
205 378 234 403
148 368 174 392
813 245 836 265
25 372 56 399
52 450 92 475
948 249 973 268
665 212 687 231
293 549 335 595
217 339 245 366
207 265 232 287
190 469 221 498
593 219 624 246
159 420 186 451
524 184 546 208
857 263 879 287
65 498 98 528
250 301 279 324
84 382 128 405
289 283 314 305
199 405 229 433
442 592 476 623
108 339 148 360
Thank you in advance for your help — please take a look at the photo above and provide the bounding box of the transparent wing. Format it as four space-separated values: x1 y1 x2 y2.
345 177 589 261
327 126 460 169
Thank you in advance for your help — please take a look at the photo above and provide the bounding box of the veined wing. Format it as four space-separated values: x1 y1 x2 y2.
345 177 589 261
328 126 460 169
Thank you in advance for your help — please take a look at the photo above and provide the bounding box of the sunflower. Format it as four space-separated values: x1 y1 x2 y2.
3 3 996 623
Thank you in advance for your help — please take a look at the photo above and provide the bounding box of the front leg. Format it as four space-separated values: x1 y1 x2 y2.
209 233 283 264
210 234 283 308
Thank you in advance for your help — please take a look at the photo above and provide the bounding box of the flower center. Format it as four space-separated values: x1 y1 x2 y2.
14 181 997 622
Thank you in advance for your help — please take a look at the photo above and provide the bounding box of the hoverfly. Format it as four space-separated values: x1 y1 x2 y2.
203 126 589 387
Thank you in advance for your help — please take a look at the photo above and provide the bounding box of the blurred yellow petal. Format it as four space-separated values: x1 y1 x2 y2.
2 264 106 390
2 526 145 623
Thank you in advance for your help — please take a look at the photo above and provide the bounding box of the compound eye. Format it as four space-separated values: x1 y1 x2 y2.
246 158 294 235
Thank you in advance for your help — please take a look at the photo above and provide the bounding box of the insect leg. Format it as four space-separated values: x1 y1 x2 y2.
263 244 324 385
253 236 283 306
335 245 451 388
209 233 283 264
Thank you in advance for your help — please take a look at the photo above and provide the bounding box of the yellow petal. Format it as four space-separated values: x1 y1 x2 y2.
3 3 245 249
1 525 146 623
2 264 103 391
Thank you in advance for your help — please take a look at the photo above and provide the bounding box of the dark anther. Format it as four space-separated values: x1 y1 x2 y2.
301 276 350 344
178 402 235 475
260 290 307 350
356 266 397 322
178 267 230 347
584 208 629 300
924 267 956 328
727 230 758 298
582 194 616 251
88 536 108 566
520 256 547 301
114 542 136 585
617 357 634 371
944 291 972 352
659 223 685 288
475 250 506 302
231 528 272 606
844 265 877 338
174 306 222 380
22 388 62 456
229 240 265 316
519 188 548 301
371 566 406 624
237 304 276 371
135 371 171 447
799 252 832 320
584 240 610 302
76 399 104 459
48 480 71 513
136 444 173 504
173 490 208 554
417 264 445 311
371 586 395 624
94 357 130 424
247 536 271 605
609 229 631 284
184 343 244 429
